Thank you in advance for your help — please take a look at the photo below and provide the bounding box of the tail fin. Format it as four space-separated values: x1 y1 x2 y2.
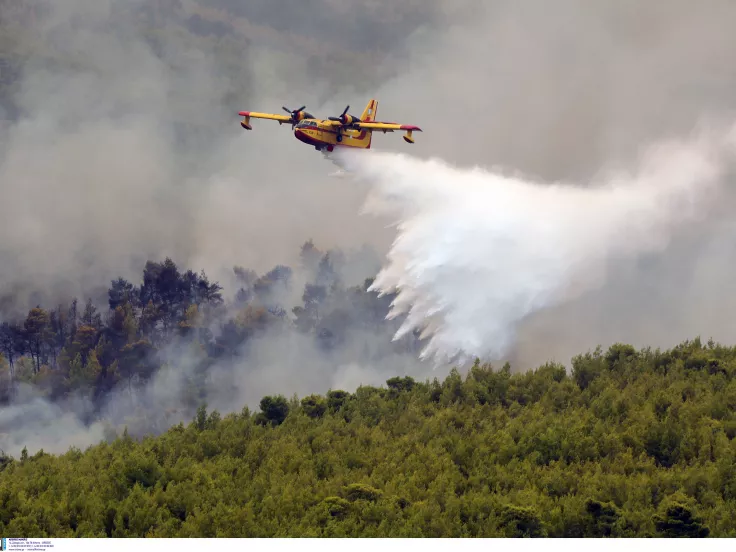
361 99 378 122
360 99 377 149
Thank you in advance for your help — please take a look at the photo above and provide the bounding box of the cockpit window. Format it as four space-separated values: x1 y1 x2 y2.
297 120 318 128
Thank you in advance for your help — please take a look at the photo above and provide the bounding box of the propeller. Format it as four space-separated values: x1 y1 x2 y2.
282 105 308 126
328 105 360 126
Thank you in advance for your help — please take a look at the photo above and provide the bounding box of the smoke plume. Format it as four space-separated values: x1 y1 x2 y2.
0 0 447 316
4 0 736 456
339 123 736 364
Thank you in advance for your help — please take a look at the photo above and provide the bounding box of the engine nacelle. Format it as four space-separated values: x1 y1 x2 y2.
329 109 362 127
294 110 315 123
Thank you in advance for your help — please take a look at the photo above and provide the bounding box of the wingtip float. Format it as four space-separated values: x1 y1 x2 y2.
237 99 422 153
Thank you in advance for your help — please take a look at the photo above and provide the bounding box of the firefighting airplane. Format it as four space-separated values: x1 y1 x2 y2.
237 99 421 152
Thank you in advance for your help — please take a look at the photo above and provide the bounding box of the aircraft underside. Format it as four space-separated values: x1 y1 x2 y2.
294 128 352 152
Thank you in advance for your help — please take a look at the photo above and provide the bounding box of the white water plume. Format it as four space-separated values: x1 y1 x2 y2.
337 124 736 364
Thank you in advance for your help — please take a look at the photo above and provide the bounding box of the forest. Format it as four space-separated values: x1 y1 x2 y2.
0 236 734 536
0 239 425 444
0 337 734 536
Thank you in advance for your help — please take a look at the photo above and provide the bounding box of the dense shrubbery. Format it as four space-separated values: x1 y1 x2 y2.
0 338 734 537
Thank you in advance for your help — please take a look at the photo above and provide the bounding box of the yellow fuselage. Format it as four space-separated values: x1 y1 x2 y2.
293 119 371 151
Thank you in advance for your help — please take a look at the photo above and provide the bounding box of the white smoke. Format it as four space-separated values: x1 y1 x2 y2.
337 123 736 364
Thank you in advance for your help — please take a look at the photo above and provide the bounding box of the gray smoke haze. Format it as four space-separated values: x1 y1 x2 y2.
0 0 454 315
0 0 447 455
4 0 736 455
0 316 427 457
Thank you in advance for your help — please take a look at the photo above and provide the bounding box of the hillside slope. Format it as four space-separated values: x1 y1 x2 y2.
0 338 734 537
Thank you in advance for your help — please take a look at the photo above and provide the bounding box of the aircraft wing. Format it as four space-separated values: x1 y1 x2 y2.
238 111 292 130
354 122 422 133
238 111 292 122
322 121 422 133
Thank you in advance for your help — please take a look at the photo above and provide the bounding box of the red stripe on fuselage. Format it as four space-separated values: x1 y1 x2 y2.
294 129 326 147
